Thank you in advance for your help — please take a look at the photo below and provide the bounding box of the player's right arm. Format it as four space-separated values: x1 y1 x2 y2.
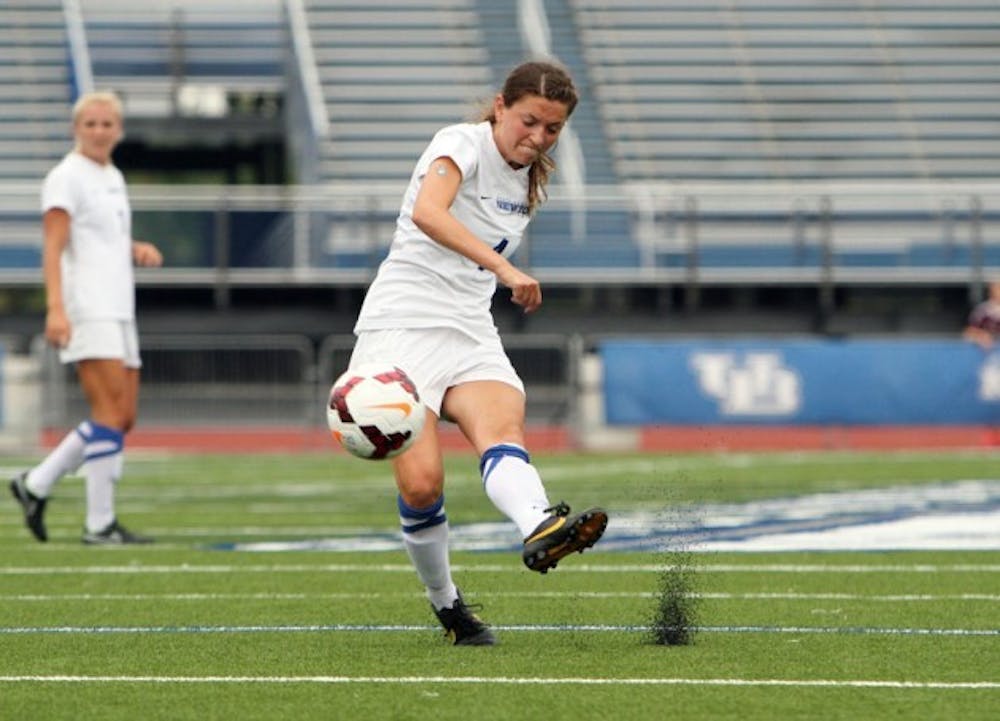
42 207 71 347
411 156 542 313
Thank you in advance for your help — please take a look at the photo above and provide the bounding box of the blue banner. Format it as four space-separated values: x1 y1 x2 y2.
601 339 1000 425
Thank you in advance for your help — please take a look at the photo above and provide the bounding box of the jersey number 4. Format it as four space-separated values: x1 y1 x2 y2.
478 238 509 271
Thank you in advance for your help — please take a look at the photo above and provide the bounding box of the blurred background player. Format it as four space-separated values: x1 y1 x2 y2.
963 280 1000 349
9 91 162 544
346 61 608 645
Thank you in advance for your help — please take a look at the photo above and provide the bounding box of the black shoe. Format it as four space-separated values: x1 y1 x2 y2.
81 519 153 545
10 472 48 542
432 591 496 646
523 501 608 574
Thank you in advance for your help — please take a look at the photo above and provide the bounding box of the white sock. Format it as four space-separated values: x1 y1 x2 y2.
25 421 90 497
81 423 124 533
84 453 118 533
398 495 457 610
481 443 551 537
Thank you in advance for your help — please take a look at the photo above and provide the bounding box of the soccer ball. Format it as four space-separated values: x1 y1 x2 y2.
326 363 425 460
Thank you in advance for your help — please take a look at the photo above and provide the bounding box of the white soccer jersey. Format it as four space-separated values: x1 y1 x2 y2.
41 152 134 322
354 121 533 340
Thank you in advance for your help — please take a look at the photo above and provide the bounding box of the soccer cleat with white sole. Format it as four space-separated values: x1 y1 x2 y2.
522 501 608 574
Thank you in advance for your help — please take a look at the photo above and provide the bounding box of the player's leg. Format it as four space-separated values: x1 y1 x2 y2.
350 329 456 607
75 358 150 544
10 422 90 541
77 358 127 533
19 425 88 498
393 409 452 605
350 328 494 643
443 380 551 534
393 406 494 646
445 380 607 574
114 366 141 482
10 322 113 541
353 327 458 607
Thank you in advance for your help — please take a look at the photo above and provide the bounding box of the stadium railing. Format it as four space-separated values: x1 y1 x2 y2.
1 181 996 291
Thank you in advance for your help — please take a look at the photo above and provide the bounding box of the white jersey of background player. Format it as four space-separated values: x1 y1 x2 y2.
9 91 162 545
345 61 607 647
43 148 135 325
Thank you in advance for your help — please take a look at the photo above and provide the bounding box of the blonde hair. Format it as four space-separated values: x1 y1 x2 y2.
72 91 124 123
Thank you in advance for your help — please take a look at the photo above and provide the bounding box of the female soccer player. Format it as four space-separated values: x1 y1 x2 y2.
346 61 607 645
9 91 162 544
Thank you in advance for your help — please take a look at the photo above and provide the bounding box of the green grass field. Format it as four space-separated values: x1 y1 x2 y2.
1 449 997 720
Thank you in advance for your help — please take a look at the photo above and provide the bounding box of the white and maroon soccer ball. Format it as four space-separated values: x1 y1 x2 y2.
326 363 425 460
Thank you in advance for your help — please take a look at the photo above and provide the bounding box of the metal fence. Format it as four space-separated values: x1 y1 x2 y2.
38 332 581 430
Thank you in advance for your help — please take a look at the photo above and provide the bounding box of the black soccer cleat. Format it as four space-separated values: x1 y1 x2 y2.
10 472 48 542
81 519 154 546
432 591 497 646
523 501 608 574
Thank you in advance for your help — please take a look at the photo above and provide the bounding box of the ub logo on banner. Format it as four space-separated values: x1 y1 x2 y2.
690 352 802 416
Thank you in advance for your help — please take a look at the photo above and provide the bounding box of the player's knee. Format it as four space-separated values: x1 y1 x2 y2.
397 471 444 508
120 413 136 434
393 448 444 507
398 485 442 509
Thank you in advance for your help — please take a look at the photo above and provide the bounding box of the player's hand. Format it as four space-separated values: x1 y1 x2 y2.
45 307 71 348
497 265 542 313
132 241 163 267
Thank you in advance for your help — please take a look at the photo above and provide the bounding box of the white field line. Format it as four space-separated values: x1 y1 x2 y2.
1 563 998 575
0 624 996 637
1 591 998 603
0 674 997 689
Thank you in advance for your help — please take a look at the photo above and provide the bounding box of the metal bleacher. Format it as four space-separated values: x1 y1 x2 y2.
568 0 1000 279
0 1 70 269
304 0 493 185
572 0 1000 183
81 0 283 118
0 0 996 290
302 0 504 271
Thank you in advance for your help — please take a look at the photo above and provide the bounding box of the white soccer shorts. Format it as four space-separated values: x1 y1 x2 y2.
59 319 142 369
349 327 524 415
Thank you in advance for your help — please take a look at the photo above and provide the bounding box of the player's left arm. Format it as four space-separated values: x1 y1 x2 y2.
132 240 163 267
